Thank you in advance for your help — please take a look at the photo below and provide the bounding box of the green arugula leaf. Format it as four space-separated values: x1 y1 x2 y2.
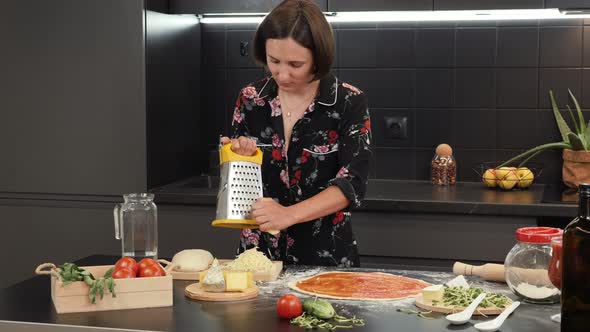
88 282 97 304
106 278 116 298
104 267 114 279
97 279 105 300
84 275 94 287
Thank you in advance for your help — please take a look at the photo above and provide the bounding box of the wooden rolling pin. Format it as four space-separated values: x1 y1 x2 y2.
453 262 554 286
453 262 506 282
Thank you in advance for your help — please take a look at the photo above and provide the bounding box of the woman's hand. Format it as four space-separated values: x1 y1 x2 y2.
251 198 297 232
220 136 257 156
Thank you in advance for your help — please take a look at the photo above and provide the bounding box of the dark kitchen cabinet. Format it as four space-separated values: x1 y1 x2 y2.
546 0 590 8
328 0 433 11
0 199 224 290
354 212 536 263
0 0 201 196
0 0 146 195
434 0 544 10
0 200 120 289
170 0 327 14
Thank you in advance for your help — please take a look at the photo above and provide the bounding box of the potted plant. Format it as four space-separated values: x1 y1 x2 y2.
498 89 590 189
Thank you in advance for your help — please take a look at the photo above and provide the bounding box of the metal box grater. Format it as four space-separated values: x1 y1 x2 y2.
212 143 263 229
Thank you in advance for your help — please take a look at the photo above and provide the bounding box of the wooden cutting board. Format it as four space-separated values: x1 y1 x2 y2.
414 294 510 315
184 283 258 302
169 269 202 281
170 259 283 282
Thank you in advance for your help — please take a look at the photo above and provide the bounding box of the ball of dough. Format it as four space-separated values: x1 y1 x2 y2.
171 249 214 272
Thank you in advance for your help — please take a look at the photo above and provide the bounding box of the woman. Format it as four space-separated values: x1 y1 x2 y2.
220 0 371 267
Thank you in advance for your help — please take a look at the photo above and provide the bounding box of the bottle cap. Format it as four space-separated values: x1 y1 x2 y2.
515 227 563 243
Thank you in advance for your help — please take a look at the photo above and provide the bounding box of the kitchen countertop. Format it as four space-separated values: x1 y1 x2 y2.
152 177 577 218
0 255 560 332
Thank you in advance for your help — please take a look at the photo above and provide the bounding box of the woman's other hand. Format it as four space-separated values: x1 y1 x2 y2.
251 198 297 232
220 136 257 156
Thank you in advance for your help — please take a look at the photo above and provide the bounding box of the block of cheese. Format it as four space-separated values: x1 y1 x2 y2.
422 284 444 302
200 259 225 292
223 271 253 291
199 270 208 283
446 275 469 289
199 270 253 292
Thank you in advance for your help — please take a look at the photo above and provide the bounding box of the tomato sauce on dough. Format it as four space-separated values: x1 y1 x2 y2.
295 272 431 299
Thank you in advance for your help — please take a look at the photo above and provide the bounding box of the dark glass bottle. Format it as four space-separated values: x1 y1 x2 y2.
561 183 590 332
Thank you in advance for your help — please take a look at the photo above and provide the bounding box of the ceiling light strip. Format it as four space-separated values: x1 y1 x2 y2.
199 8 590 24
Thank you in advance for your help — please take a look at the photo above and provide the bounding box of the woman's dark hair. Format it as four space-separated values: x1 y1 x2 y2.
253 0 334 81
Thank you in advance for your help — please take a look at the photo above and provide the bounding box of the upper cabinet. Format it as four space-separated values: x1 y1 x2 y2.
170 0 327 14
328 0 433 11
434 0 544 10
546 0 590 8
0 0 148 195
0 0 202 196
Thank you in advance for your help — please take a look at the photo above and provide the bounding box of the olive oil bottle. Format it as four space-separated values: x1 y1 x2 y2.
561 183 590 331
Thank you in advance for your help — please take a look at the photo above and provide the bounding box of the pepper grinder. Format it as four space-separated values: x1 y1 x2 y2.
431 143 456 185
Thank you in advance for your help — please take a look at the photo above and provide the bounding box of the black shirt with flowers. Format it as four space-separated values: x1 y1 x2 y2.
231 74 372 267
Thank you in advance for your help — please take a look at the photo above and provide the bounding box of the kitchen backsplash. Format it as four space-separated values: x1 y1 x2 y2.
200 19 590 184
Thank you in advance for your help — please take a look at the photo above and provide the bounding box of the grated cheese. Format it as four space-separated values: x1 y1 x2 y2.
224 248 273 272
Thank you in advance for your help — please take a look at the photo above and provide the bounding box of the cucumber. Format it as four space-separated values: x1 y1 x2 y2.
302 298 335 319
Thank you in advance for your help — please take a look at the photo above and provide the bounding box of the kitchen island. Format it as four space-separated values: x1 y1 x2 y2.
0 256 559 332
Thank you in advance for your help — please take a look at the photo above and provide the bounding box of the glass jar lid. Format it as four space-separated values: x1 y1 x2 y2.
515 227 563 244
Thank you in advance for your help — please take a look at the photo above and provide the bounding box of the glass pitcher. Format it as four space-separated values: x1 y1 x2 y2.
113 193 158 259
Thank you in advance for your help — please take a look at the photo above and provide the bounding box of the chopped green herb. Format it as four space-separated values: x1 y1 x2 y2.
57 263 116 304
442 286 510 309
291 298 364 331
291 312 365 330
397 308 436 319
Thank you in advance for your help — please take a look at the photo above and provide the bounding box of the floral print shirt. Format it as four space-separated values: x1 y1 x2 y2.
231 74 372 267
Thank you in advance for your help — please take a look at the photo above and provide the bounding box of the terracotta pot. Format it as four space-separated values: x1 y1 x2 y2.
562 149 590 189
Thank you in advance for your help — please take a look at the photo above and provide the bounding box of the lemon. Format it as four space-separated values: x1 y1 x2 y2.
496 167 518 190
482 169 497 187
516 167 534 189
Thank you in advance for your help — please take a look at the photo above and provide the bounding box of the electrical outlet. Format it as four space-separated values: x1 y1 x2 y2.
384 116 408 139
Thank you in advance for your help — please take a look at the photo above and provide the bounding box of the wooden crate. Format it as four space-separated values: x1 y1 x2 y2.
50 265 172 313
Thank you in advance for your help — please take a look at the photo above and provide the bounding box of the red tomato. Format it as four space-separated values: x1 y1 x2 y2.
112 267 136 279
139 264 165 278
137 258 157 272
277 294 302 319
115 257 138 275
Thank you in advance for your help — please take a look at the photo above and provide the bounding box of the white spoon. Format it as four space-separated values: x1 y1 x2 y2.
474 301 521 332
445 293 487 325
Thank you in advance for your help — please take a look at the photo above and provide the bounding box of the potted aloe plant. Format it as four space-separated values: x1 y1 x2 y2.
498 89 590 189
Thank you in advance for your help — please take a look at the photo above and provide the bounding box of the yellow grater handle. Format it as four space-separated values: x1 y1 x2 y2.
211 219 279 235
219 143 263 165
211 219 259 229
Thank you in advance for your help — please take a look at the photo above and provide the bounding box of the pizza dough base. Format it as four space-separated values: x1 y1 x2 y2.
287 271 431 301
